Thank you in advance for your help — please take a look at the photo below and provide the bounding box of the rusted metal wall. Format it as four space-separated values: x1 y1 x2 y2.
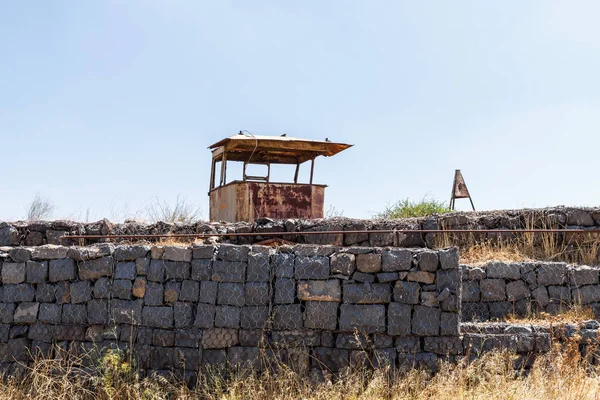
209 181 325 222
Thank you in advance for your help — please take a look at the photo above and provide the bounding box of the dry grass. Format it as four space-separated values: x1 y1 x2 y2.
1 343 600 399
503 303 596 325
436 222 600 266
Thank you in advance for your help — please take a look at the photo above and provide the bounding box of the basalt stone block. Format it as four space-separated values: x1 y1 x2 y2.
212 261 246 283
343 283 391 304
506 280 531 302
202 349 227 366
440 312 459 335
407 271 435 284
136 258 150 275
49 259 76 282
335 333 369 349
217 283 245 307
239 329 265 347
175 329 202 348
489 302 512 319
388 302 412 336
165 261 190 280
132 277 146 298
297 280 341 302
304 301 338 330
294 257 329 279
480 279 506 302
114 262 136 280
56 281 71 304
374 334 394 348
339 304 385 333
395 336 421 353
377 272 398 283
199 281 218 305
31 245 69 260
87 300 109 324
381 250 411 272
191 259 212 281
174 302 194 328
112 279 132 300
462 281 480 302
202 328 239 349
411 305 440 336
194 304 216 328
13 302 39 325
272 305 303 330
522 270 537 289
62 304 87 324
245 282 270 306
574 285 600 304
437 269 460 293
2 263 25 284
79 257 113 280
423 336 463 355
70 281 92 303
4 284 35 302
352 271 376 283
275 278 295 304
228 346 261 370
311 347 349 371
416 251 439 272
112 299 143 325
570 266 599 286
144 282 163 306
39 303 61 324
330 253 355 276
438 248 459 270
393 281 421 304
142 306 173 329
147 260 165 282
179 280 199 302
215 305 241 328
373 348 397 368
274 252 295 278
567 209 595 226
355 253 381 273
486 261 521 280
36 284 56 303
217 244 249 262
240 306 269 329
8 248 31 263
294 245 337 257
532 286 550 307
247 252 270 282
163 246 192 262
537 262 567 286
114 245 150 261
192 245 215 259
164 282 180 304
152 329 175 347
26 261 47 284
548 286 570 302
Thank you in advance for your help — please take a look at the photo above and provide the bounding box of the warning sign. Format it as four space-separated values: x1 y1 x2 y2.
449 170 475 210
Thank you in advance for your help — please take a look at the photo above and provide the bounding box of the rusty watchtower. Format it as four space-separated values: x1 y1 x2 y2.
208 133 352 222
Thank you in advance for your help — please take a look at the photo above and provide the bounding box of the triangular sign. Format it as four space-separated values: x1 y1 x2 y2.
453 170 471 199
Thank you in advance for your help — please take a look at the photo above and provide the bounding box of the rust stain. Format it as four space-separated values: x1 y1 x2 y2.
210 182 325 222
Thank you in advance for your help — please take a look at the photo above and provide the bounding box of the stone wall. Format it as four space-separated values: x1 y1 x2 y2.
2 206 600 249
0 243 461 381
462 261 600 322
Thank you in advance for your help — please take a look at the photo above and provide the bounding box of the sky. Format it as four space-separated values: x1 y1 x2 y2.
1 1 600 222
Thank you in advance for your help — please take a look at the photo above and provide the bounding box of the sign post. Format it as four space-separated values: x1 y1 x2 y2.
449 169 475 211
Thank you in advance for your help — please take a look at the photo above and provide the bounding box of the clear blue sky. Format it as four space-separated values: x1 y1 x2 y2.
1 1 599 221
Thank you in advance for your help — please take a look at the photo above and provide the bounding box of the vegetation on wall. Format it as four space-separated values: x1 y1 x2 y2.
376 197 452 219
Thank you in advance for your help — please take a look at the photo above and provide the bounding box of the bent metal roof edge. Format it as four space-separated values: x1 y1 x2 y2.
208 134 352 163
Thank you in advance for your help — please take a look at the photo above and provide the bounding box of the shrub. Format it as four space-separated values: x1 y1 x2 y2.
376 197 452 219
